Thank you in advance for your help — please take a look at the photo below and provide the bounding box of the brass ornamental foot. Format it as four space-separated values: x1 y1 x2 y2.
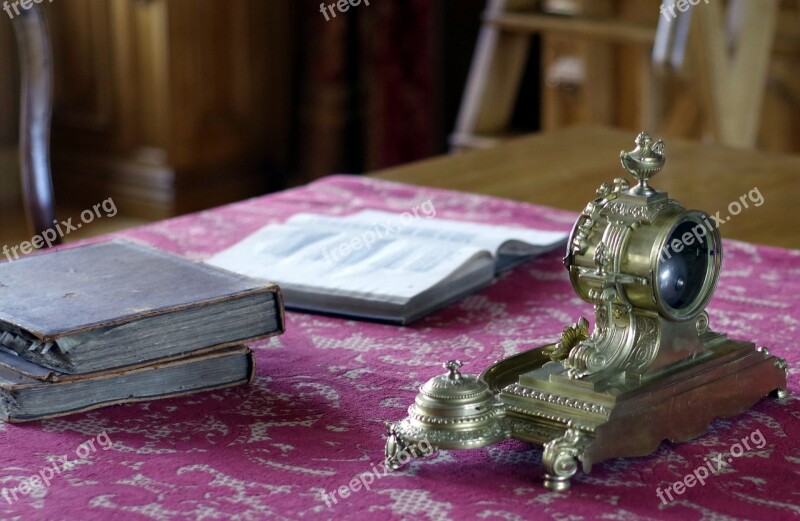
542 428 592 491
384 422 418 470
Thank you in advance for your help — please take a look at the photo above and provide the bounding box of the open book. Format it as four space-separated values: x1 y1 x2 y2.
207 210 567 323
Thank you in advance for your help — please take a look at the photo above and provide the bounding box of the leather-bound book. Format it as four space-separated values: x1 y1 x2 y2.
0 344 255 422
0 240 284 373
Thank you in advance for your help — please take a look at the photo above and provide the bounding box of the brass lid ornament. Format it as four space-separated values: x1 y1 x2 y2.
619 131 664 197
384 132 788 490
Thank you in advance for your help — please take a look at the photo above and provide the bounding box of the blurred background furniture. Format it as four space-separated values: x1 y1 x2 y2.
1 0 799 250
453 0 783 152
452 0 649 150
653 0 779 148
43 0 284 219
10 5 59 243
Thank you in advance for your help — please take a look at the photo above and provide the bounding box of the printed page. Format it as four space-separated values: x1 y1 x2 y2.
287 210 567 257
206 221 490 303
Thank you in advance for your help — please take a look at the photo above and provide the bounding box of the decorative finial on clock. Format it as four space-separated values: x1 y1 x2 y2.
619 131 665 197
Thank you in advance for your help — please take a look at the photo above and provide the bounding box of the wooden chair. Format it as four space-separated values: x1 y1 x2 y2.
653 0 778 148
10 5 59 245
453 0 778 152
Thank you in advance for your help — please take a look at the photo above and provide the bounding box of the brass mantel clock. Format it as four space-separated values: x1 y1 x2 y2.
384 132 788 490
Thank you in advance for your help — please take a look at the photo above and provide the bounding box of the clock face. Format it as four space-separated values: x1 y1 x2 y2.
657 220 713 312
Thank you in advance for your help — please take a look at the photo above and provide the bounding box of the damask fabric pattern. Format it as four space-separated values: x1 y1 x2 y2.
0 175 797 520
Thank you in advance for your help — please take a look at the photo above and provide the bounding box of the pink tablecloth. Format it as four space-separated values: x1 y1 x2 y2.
1 175 798 520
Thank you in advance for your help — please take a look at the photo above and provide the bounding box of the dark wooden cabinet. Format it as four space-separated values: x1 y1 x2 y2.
45 0 295 218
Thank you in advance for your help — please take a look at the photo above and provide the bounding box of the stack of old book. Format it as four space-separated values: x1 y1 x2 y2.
0 240 284 422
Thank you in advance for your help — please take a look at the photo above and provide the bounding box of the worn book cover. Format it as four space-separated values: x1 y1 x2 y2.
0 240 284 373
0 345 255 422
